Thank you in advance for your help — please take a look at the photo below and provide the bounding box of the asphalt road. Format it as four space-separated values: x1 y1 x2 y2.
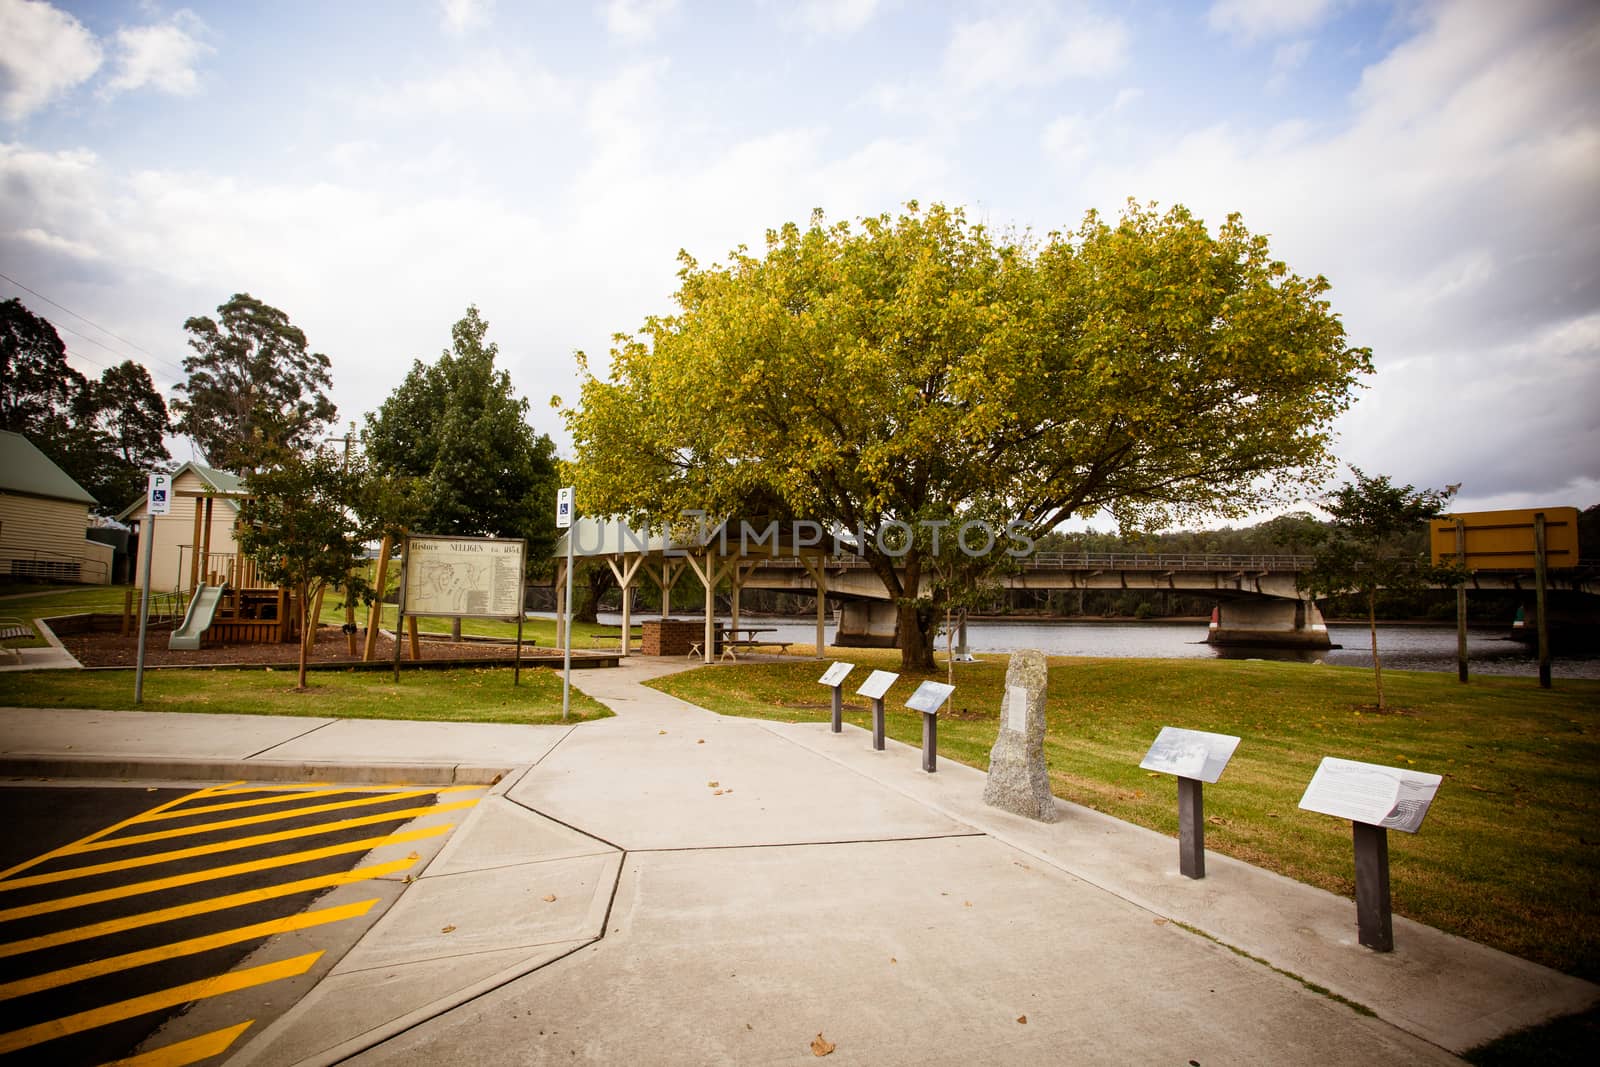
0 781 476 1065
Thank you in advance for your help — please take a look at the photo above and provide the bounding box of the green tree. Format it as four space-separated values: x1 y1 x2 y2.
236 447 374 689
363 306 561 616
67 361 172 512
566 201 1373 670
174 293 337 472
1 301 172 512
1 297 85 439
1299 469 1459 710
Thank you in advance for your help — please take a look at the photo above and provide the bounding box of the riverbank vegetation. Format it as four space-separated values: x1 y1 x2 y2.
649 653 1600 981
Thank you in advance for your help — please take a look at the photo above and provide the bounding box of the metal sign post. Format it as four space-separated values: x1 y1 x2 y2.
557 487 574 722
1139 726 1242 880
134 473 171 705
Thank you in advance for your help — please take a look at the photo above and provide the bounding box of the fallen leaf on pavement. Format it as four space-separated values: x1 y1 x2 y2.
697 739 705 744
1153 918 1169 925
1017 1015 1027 1025
890 957 897 964
659 730 667 735
441 924 456 933
810 1033 835 1056
713 790 724 796
542 894 557 902
708 781 719 787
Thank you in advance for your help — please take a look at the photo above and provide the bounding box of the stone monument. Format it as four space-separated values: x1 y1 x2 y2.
981 649 1057 821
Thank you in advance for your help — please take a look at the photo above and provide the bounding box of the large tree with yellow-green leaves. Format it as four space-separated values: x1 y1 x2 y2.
565 201 1372 670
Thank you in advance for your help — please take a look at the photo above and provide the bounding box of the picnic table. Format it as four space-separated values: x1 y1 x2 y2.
716 625 792 660
589 625 642 650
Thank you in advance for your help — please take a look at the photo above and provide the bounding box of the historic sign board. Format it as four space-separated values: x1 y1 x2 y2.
818 661 855 688
402 535 527 620
856 669 898 700
1298 757 1442 833
906 680 955 714
1139 727 1241 784
1431 507 1580 570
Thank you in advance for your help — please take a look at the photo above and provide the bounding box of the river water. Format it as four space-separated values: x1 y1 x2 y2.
584 612 1600 680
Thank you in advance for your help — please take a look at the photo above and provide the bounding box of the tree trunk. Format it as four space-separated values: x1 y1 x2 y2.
297 579 311 689
896 599 938 672
1368 590 1385 711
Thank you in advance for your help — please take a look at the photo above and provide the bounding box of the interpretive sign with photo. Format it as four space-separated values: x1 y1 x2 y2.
906 680 955 714
1139 727 1241 784
403 535 527 620
818 662 855 688
1298 757 1442 833
856 670 898 700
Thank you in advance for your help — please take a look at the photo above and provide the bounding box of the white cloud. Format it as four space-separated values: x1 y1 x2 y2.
105 12 212 97
1079 0 1600 500
603 0 678 42
351 53 570 118
0 0 102 121
944 3 1127 91
1265 39 1311 93
1207 0 1335 42
792 0 883 36
438 0 493 35
1041 114 1091 167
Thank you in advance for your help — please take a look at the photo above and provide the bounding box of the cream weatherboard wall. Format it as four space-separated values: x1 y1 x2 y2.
124 467 244 592
0 493 114 584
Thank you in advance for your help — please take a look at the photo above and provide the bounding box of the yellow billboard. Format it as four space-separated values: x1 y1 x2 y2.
1430 507 1580 570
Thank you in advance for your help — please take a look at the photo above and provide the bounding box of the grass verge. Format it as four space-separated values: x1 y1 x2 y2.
648 651 1600 981
0 664 610 724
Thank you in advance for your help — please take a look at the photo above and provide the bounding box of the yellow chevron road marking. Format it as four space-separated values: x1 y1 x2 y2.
0 898 378 1000
64 786 479 853
0 856 419 960
101 1021 255 1066
0 951 322 1055
0 782 240 884
0 798 478 893
0 824 449 923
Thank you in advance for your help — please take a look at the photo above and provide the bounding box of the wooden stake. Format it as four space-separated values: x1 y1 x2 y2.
363 535 392 662
1534 512 1551 688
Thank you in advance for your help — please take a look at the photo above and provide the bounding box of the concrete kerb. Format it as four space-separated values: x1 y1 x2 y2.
0 755 511 785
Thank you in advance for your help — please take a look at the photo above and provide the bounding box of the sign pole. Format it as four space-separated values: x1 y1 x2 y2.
1353 822 1394 951
133 519 155 704
1178 777 1206 879
1534 512 1551 689
1454 518 1468 684
134 473 171 705
557 488 575 722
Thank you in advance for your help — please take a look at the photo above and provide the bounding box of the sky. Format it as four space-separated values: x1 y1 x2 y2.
2 0 1596 525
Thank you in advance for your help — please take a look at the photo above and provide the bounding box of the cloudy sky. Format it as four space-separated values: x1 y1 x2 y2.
2 0 1596 521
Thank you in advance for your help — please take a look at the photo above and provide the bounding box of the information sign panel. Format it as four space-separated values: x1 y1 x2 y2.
402 535 527 620
906 680 955 714
556 487 574 529
147 473 172 517
1298 757 1442 833
856 670 898 700
818 661 854 688
1139 727 1241 784
1003 685 1029 733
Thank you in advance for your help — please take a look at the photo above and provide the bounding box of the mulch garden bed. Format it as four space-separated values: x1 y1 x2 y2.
59 623 564 669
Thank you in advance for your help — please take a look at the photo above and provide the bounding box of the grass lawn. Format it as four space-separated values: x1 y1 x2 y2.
649 652 1600 981
0 663 610 724
0 584 141 647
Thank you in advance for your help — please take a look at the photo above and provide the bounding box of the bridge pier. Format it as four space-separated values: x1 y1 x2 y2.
1207 599 1332 650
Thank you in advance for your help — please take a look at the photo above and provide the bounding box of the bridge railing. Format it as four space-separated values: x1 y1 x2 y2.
753 552 1317 571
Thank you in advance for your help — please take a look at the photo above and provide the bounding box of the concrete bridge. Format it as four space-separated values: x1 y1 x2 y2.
744 552 1600 649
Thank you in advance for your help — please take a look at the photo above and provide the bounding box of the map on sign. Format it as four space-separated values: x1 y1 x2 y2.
1298 757 1442 833
906 680 955 714
403 536 527 620
856 670 899 700
1139 727 1241 784
818 661 855 688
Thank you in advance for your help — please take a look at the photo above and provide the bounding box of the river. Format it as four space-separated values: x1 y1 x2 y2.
581 612 1600 680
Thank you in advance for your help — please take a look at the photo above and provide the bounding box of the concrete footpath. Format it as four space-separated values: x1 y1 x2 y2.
1 659 1594 1065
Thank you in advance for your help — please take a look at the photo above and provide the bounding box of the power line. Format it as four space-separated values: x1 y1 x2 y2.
0 271 187 376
